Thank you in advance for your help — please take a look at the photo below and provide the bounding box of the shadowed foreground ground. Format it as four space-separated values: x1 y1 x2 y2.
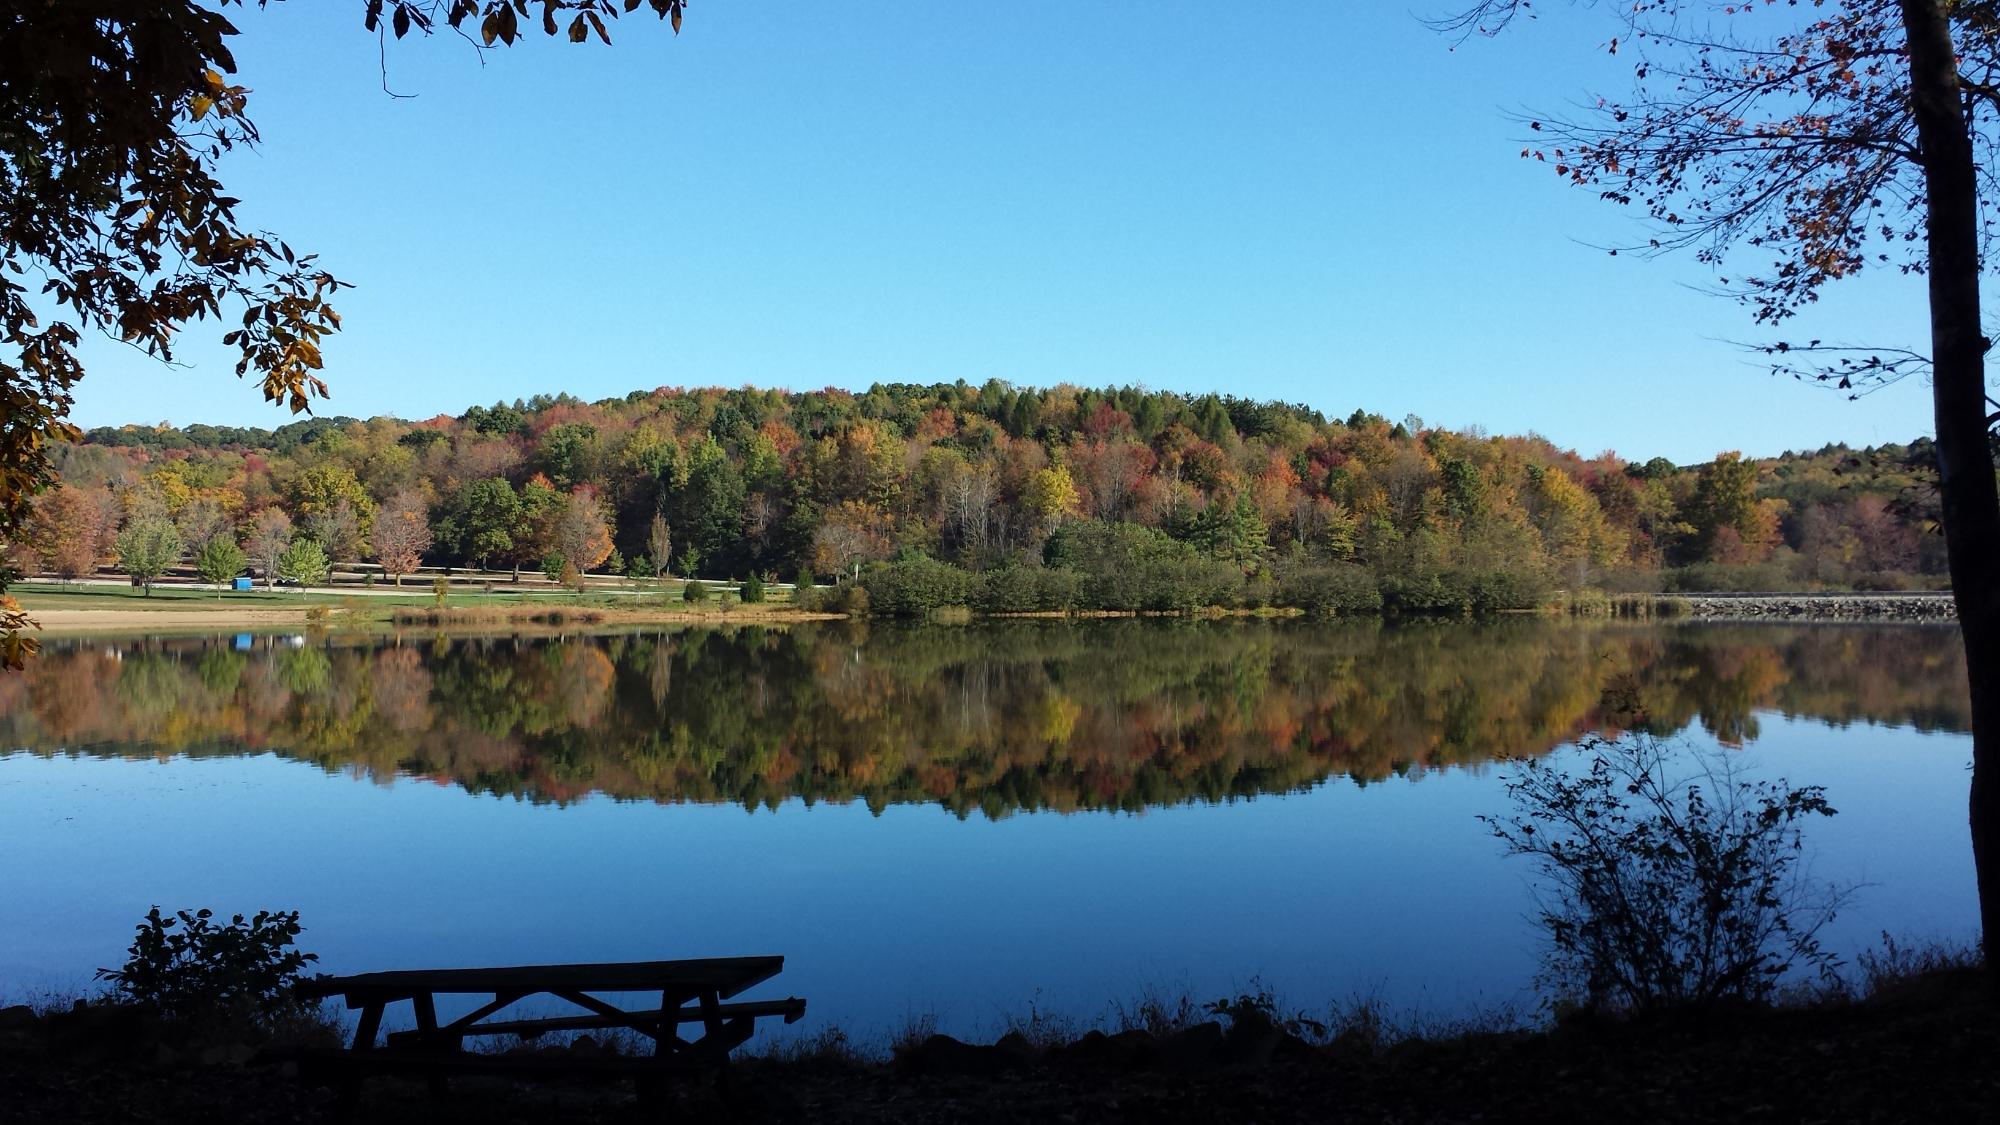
4 967 1994 1125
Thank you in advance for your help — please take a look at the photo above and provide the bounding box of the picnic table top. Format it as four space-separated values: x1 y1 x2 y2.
296 955 785 1002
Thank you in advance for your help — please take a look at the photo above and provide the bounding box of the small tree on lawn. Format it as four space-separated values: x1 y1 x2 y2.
648 514 672 579
276 539 329 593
371 490 432 587
194 538 247 597
116 519 183 596
555 488 614 579
245 509 293 590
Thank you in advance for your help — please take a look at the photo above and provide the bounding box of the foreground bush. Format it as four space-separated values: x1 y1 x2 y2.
1485 736 1847 1013
95 907 320 1030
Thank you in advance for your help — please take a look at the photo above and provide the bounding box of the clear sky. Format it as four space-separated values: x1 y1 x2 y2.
69 2 1939 464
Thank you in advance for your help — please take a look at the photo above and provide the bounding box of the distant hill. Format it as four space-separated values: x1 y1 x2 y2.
19 381 1946 607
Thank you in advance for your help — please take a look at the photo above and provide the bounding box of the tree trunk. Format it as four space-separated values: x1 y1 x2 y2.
1902 0 2000 968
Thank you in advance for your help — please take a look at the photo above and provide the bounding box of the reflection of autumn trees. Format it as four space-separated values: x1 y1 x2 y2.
0 623 1968 816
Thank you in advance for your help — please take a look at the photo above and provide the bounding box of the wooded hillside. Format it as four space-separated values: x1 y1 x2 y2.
14 381 1948 611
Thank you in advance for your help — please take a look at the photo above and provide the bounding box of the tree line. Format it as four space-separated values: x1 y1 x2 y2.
12 381 1952 612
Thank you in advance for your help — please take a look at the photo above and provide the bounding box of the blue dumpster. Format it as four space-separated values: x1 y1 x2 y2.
232 577 254 591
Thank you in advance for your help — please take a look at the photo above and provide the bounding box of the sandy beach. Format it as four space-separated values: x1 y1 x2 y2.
29 608 318 631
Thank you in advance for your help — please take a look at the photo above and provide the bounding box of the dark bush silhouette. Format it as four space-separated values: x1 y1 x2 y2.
1485 736 1848 1013
95 907 320 1030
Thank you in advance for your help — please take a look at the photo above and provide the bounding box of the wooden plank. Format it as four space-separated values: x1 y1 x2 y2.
380 998 806 1047
298 1048 723 1079
299 956 783 1000
549 989 670 1040
439 990 526 1034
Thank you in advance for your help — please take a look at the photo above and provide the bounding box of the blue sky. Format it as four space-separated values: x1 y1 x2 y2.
70 2 1937 464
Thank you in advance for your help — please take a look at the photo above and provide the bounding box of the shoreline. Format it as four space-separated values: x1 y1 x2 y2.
11 590 1961 633
19 603 846 634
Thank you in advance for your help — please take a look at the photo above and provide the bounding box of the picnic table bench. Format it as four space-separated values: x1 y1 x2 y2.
294 956 805 1110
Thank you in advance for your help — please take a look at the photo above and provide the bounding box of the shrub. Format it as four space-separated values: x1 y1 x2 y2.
1663 559 1796 593
1484 735 1848 1013
1376 565 1546 615
432 574 449 607
1047 520 1242 611
1454 567 1548 613
859 556 976 616
740 574 766 603
1238 572 1278 610
95 907 320 1029
976 565 1081 613
682 579 709 604
1274 563 1382 616
836 582 871 616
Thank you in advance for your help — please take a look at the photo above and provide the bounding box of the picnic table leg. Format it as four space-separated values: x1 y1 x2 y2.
337 1001 385 1119
351 1002 384 1051
413 992 450 1098
639 988 687 1111
698 990 735 1102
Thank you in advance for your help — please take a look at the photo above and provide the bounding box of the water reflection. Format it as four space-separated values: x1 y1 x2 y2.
0 620 1967 816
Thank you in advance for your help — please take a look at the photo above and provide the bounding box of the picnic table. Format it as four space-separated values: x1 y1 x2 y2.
294 956 805 1108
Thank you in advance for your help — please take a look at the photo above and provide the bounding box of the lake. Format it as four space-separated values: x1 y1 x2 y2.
0 619 1977 1040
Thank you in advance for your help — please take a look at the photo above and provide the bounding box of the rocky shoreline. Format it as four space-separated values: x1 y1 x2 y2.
1670 593 1957 622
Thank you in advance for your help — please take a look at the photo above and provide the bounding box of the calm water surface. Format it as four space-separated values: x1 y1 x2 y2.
0 619 1976 1038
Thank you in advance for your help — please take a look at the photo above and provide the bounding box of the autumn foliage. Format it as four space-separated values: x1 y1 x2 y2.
36 382 1950 610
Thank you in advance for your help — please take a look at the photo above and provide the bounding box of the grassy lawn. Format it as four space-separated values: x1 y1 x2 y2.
12 580 799 615
14 585 425 611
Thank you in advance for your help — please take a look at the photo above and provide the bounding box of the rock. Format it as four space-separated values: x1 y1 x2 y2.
0 1005 37 1032
993 1030 1037 1059
1221 1015 1296 1067
1673 594 1956 622
47 1000 151 1058
198 1042 258 1068
896 1033 1027 1077
1155 1021 1226 1071
1049 1028 1162 1069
